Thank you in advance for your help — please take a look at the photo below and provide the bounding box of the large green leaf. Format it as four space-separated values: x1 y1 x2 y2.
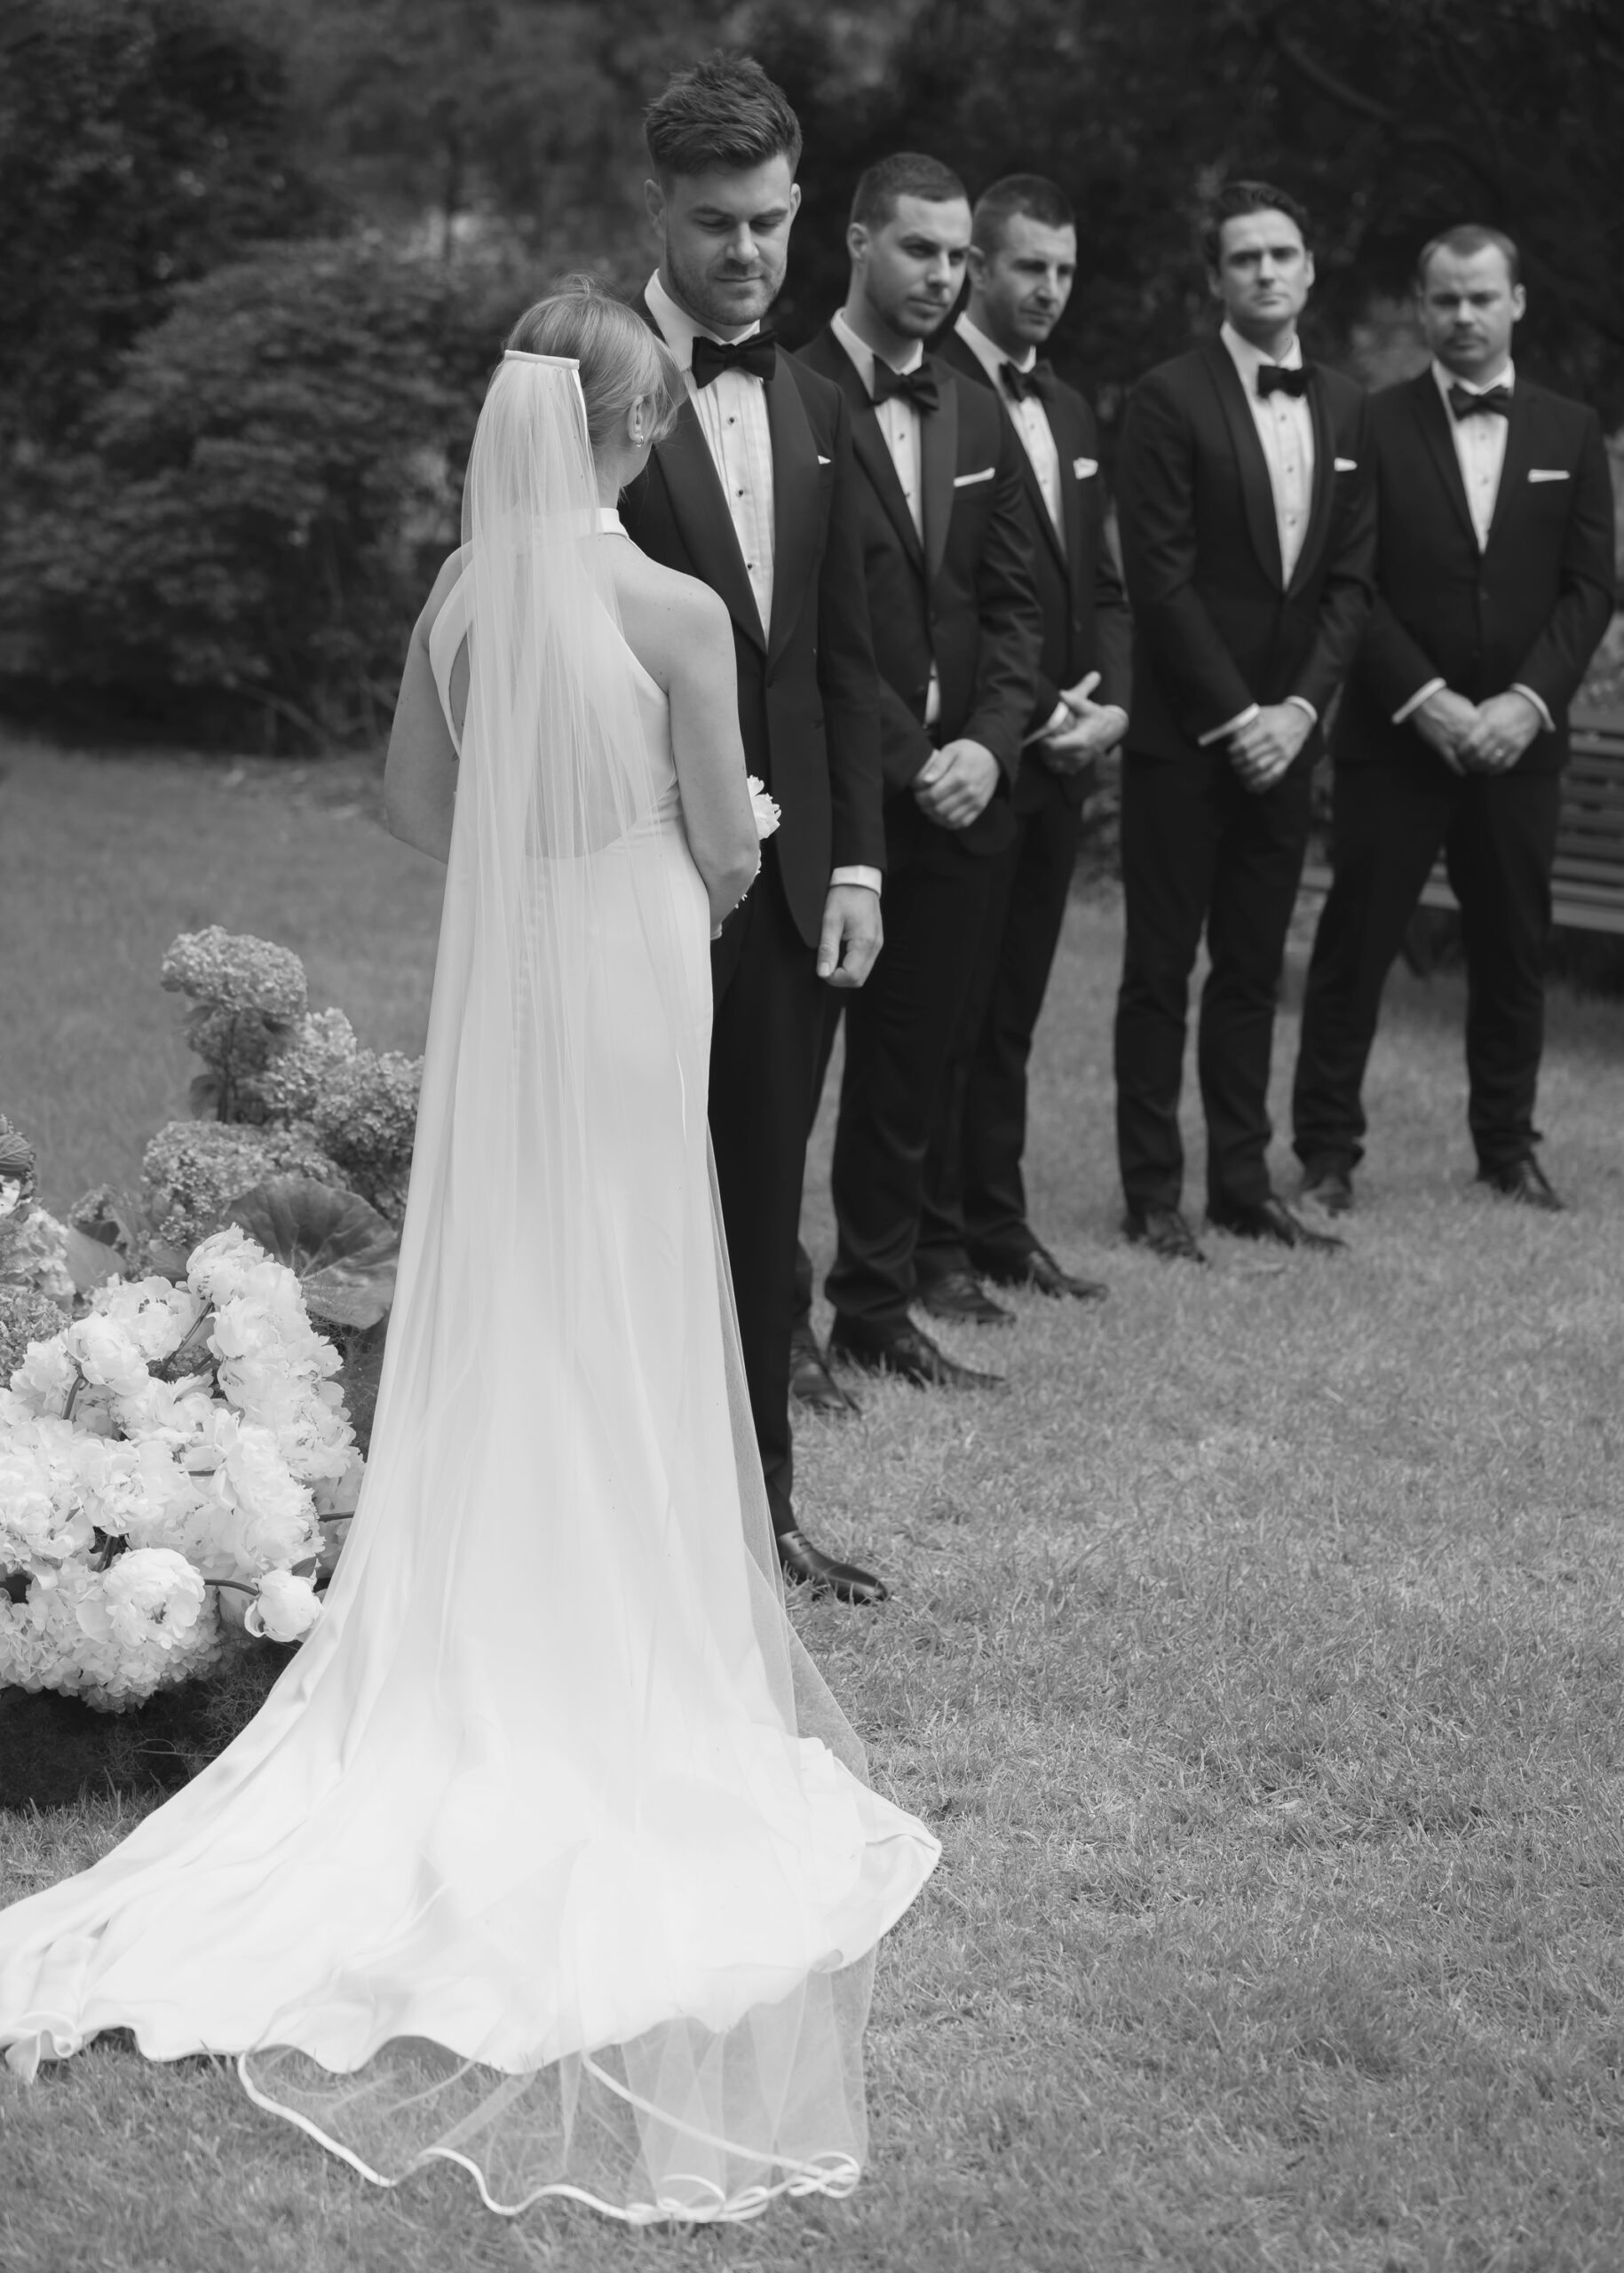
222 1176 398 1328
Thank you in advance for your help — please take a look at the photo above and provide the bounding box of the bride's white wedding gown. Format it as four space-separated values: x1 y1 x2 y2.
0 460 939 2222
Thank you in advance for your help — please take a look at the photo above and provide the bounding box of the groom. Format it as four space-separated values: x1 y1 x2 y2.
622 52 890 1604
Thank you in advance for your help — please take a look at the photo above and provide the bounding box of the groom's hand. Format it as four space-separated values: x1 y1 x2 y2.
818 883 883 989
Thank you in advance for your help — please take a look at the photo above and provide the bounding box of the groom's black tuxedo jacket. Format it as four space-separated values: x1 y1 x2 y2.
932 328 1132 815
620 296 885 947
796 327 1042 860
1115 337 1375 763
1335 369 1615 773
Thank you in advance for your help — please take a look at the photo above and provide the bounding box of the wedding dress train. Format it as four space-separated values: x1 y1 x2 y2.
0 352 939 2222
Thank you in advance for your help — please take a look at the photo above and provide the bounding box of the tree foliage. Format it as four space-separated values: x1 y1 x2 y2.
2 238 526 742
0 0 329 448
0 0 1618 745
750 0 1624 418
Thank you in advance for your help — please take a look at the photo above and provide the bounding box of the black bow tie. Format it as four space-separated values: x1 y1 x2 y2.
1001 359 1056 405
871 360 940 416
1256 362 1311 399
1447 381 1512 421
689 329 778 388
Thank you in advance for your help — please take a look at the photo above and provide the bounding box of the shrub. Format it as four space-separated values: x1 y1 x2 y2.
1 236 535 745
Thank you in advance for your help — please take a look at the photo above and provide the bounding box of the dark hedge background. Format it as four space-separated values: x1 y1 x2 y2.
2 0 1620 748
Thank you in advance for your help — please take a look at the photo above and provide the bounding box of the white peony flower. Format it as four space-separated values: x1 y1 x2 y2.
114 1372 218 1450
202 1412 321 1573
79 1547 208 1654
746 775 781 840
244 1567 321 1643
186 1224 263 1307
61 1313 152 1399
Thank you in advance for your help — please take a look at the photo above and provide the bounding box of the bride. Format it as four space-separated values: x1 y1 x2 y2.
0 282 939 2224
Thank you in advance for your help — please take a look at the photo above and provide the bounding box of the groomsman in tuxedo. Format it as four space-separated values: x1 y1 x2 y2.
1293 225 1616 1213
1113 179 1375 1261
796 153 1042 1388
621 54 890 1601
915 174 1131 1319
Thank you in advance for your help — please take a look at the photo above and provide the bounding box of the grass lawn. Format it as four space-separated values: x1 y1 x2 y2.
3 730 1623 2273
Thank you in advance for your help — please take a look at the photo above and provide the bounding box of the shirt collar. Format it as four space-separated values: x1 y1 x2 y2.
1220 320 1304 390
645 269 760 369
955 311 1034 386
1432 356 1515 403
831 307 924 400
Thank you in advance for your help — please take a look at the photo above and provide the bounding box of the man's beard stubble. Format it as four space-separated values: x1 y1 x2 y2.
666 241 781 336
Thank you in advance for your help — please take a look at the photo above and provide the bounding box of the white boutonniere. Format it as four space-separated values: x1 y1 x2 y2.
747 776 781 839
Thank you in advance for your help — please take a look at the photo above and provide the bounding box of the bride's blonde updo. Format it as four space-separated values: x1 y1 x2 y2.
506 277 684 454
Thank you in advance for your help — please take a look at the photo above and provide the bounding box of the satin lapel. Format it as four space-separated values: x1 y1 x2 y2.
764 359 818 661
1204 342 1284 589
1286 375 1336 598
1484 383 1536 555
920 356 957 592
945 330 1066 571
1414 372 1478 552
848 392 924 572
653 395 764 651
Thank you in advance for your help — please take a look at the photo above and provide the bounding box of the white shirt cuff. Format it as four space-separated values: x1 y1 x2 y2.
829 867 883 895
1197 703 1259 748
1392 677 1446 727
1024 698 1073 747
1284 695 1318 726
1509 684 1555 735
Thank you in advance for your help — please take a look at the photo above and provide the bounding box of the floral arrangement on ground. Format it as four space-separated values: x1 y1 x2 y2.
0 926 423 1796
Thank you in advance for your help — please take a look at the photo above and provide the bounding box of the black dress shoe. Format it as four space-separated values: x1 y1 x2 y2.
828 1318 1004 1390
1299 1158 1355 1217
916 1268 1013 1326
1207 1193 1345 1251
975 1241 1108 1303
1123 1204 1207 1263
777 1525 889 1605
789 1327 862 1415
1477 1155 1565 1212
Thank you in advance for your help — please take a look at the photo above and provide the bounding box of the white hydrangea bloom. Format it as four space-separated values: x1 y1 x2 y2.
186 1224 263 1308
92 1276 202 1363
9 1334 76 1414
61 1313 152 1398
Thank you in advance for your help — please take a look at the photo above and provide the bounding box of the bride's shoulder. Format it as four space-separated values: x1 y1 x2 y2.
612 553 730 689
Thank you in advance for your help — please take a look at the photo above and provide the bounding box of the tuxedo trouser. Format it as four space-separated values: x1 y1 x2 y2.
917 772 1084 1274
1114 748 1311 1213
709 860 825 1534
825 815 994 1333
1292 761 1561 1175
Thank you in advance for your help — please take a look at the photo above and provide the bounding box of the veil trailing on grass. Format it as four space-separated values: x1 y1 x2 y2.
0 349 939 2222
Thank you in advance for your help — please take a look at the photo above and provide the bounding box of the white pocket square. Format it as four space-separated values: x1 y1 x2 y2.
817 454 831 466
1073 456 1099 479
953 467 995 487
1528 468 1570 482
1334 456 1358 472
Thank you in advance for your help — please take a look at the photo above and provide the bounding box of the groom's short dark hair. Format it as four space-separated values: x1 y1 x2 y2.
972 175 1075 255
1200 178 1312 269
645 51 802 181
850 154 968 232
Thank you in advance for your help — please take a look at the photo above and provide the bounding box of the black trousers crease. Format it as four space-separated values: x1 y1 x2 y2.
1113 749 1312 1213
1292 760 1561 1174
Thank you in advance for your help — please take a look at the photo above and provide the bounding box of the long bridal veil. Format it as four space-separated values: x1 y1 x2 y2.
0 348 938 2221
